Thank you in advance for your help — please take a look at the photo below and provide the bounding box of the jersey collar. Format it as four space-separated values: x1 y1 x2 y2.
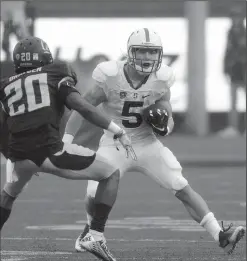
123 64 149 90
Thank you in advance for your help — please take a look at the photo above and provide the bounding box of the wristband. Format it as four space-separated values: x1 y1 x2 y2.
107 121 123 135
62 133 74 144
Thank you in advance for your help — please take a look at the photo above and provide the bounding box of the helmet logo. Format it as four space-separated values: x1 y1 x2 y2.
15 54 20 60
33 53 39 60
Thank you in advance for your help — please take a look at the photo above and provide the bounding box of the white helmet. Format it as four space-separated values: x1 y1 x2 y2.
127 28 163 74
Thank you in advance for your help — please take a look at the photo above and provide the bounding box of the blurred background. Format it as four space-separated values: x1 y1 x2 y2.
0 0 246 135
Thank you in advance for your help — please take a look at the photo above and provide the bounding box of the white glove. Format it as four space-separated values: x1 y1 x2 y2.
113 130 137 160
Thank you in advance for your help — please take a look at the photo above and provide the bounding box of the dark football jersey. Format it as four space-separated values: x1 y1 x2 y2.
0 61 78 165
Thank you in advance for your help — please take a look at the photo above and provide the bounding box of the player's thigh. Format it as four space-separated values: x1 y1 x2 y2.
140 141 188 192
3 159 37 198
86 145 130 197
40 143 118 181
97 144 130 178
85 149 120 181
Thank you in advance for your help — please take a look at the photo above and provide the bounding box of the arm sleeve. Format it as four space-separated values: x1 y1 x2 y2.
52 62 80 108
58 78 80 109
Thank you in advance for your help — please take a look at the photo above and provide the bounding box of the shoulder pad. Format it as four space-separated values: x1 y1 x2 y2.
97 61 119 77
46 61 74 76
156 65 174 82
46 61 77 85
155 65 175 88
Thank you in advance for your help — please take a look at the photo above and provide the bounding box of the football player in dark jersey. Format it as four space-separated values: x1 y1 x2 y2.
0 37 135 261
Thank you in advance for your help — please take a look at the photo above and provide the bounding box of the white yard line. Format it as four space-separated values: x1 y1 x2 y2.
24 216 246 232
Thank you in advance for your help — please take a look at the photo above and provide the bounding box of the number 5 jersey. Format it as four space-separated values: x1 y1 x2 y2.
0 61 78 164
93 60 175 143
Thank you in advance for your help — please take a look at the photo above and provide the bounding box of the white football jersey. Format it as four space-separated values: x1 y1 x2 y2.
92 61 175 142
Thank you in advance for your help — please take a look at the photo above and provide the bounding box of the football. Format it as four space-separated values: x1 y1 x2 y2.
143 103 169 135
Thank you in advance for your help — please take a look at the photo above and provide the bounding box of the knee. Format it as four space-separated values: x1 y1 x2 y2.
105 169 120 188
3 181 28 199
102 169 120 185
175 184 193 199
170 174 188 195
0 190 16 209
86 170 120 196
110 169 120 182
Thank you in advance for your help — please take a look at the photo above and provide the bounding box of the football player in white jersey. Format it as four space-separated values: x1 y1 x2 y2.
63 28 245 256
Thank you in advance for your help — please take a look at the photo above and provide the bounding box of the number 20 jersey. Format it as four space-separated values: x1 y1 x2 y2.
0 61 78 161
93 60 175 142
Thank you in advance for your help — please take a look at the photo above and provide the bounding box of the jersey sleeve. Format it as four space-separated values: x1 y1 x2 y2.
50 61 78 86
153 66 176 100
47 62 80 106
166 68 176 88
156 65 176 89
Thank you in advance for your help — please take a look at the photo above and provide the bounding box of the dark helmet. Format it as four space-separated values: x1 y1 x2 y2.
13 37 53 73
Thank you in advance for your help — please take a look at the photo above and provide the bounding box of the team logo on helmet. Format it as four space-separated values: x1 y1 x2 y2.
15 54 20 60
33 53 39 60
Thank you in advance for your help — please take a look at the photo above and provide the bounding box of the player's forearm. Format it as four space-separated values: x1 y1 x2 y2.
77 105 123 135
66 92 123 135
80 104 111 130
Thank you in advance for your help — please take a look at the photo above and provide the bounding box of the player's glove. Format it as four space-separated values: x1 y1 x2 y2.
143 104 170 136
113 129 137 160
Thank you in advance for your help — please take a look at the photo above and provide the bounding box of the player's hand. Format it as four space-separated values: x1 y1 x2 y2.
113 130 137 160
167 116 174 134
143 105 171 136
